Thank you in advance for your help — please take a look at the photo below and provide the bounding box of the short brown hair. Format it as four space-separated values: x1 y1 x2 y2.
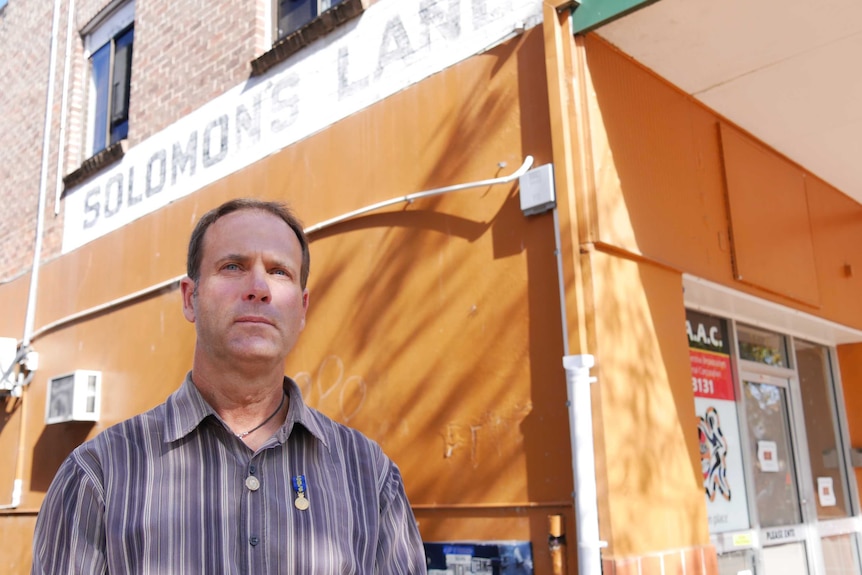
186 198 310 289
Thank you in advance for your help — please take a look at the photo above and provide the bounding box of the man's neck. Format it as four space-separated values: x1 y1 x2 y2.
190 353 289 447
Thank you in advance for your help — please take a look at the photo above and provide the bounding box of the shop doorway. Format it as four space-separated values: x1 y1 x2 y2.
728 324 861 575
741 372 809 575
687 307 862 575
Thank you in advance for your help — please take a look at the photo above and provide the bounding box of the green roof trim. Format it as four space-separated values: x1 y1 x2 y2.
571 0 659 34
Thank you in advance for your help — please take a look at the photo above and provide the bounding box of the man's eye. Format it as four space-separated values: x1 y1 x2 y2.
272 269 288 276
223 263 241 271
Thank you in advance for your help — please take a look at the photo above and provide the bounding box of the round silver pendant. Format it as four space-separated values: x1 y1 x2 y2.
245 476 261 491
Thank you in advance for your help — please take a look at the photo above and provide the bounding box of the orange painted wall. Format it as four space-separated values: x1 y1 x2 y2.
0 28 578 573
581 34 862 328
568 32 862 560
584 249 707 556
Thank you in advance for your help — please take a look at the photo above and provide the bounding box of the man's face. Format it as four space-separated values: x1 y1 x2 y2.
181 209 309 367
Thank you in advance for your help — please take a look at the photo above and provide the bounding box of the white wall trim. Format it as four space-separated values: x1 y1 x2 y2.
683 274 862 346
83 0 134 56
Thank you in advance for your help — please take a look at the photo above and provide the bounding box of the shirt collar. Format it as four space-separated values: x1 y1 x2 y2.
163 372 329 449
278 377 330 449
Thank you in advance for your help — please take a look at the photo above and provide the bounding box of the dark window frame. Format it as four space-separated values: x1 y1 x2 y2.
277 0 346 42
89 23 134 156
251 0 366 77
64 7 134 192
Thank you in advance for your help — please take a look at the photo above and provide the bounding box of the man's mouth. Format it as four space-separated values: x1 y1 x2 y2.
235 316 275 326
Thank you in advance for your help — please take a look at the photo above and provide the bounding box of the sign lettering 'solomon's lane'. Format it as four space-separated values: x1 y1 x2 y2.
64 0 543 253
81 77 300 229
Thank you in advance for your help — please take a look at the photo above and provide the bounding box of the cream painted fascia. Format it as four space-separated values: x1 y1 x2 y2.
683 275 862 346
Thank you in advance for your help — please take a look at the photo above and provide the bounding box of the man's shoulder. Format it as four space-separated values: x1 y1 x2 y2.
69 401 168 462
39 402 170 491
302 404 386 458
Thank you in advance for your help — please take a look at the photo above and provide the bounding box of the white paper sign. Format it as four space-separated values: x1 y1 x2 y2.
818 476 837 507
758 441 779 472
696 398 751 533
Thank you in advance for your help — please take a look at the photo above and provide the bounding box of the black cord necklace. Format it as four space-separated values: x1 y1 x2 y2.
234 391 286 439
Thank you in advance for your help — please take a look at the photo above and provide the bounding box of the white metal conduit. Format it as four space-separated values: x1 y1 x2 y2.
304 156 534 234
26 155 534 344
23 0 64 351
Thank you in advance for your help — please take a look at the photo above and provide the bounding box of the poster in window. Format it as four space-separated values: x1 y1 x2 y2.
687 310 751 533
757 440 780 472
818 477 837 507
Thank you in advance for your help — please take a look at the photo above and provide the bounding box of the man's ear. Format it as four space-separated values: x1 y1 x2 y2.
300 289 309 330
180 277 197 323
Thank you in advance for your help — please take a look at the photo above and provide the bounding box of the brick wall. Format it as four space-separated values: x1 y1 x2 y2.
130 0 259 142
0 0 263 284
0 0 55 283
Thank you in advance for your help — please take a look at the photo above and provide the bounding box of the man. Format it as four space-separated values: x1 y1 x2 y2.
32 198 426 574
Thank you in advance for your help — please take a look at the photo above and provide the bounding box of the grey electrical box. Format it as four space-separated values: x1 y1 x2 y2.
519 163 555 216
424 541 533 574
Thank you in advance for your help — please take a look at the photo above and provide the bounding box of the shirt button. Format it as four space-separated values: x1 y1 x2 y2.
249 464 257 475
249 536 259 546
245 476 261 491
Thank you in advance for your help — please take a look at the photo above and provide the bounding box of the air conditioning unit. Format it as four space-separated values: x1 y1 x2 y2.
45 370 102 424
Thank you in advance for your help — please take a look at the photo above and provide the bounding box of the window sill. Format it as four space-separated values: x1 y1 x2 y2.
63 140 127 191
250 0 368 77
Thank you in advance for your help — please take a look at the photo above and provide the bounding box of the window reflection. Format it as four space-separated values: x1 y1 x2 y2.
738 324 789 367
743 381 801 527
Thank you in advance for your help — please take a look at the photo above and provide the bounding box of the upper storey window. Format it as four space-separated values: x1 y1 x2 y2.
253 0 361 76
277 0 347 41
84 1 135 157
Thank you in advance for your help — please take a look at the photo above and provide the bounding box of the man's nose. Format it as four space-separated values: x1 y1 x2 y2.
244 267 271 302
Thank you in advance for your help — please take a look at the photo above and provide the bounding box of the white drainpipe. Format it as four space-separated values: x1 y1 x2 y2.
562 354 605 575
2 0 65 512
23 0 63 350
551 202 605 575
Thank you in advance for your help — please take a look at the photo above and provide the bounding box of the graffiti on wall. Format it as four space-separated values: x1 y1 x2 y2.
294 355 367 423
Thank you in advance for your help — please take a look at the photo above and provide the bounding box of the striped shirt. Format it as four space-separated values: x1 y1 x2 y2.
32 374 426 574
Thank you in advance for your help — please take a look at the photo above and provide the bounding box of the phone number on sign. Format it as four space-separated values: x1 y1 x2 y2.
692 377 716 395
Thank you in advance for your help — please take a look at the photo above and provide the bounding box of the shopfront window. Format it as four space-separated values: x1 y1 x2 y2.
794 340 861 575
684 279 862 575
795 341 850 518
738 324 789 367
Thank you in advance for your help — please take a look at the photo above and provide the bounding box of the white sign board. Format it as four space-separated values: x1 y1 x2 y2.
62 0 543 253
